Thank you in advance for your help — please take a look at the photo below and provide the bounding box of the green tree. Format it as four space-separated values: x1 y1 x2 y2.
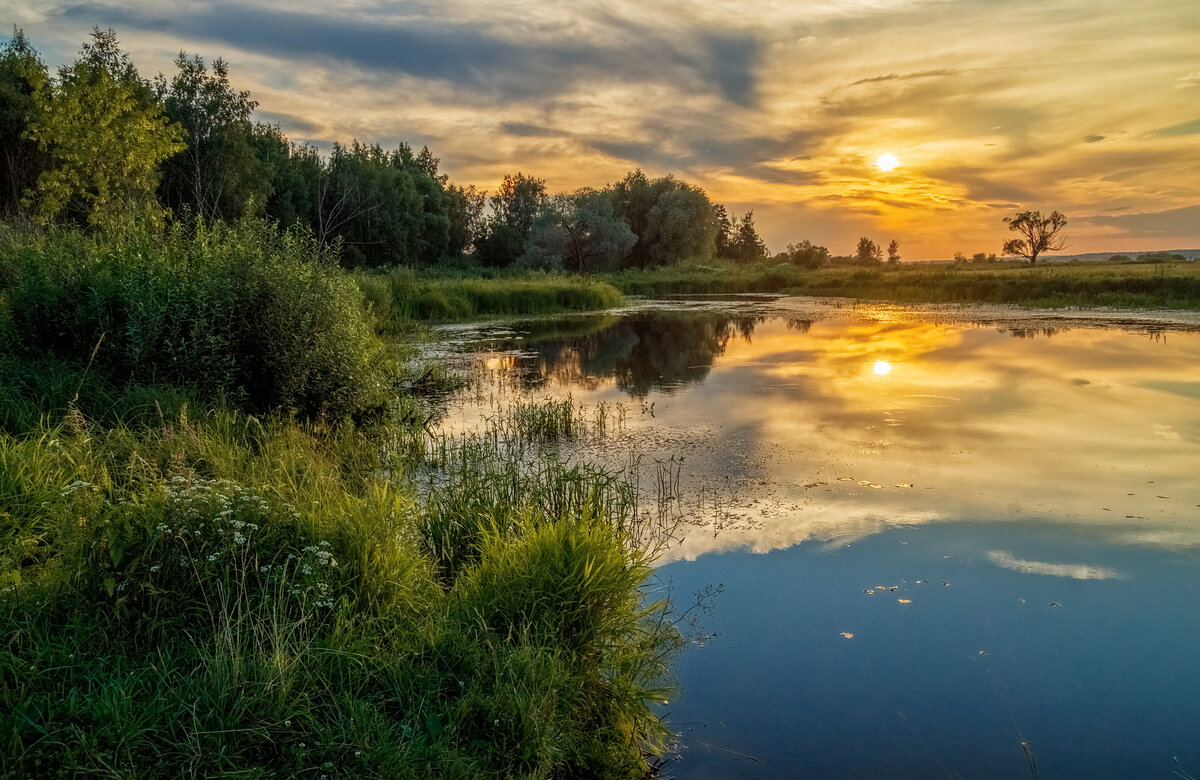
1002 210 1067 264
855 237 883 264
250 122 323 229
0 28 50 215
444 183 486 258
522 188 636 272
157 52 265 221
476 172 546 267
24 28 184 233
887 239 901 264
612 170 716 267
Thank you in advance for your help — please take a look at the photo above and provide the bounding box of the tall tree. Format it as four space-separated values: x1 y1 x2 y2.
157 52 265 221
24 28 183 233
887 240 900 264
476 172 546 267
0 29 49 216
1003 210 1067 264
444 183 486 257
612 170 716 267
522 188 635 273
249 122 323 229
713 203 734 258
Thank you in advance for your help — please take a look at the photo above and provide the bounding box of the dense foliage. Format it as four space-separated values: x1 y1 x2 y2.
0 28 781 273
0 221 390 419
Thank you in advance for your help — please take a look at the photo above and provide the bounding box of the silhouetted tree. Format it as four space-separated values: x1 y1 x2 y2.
778 240 829 268
712 202 734 257
887 239 900 263
855 237 883 264
476 172 546 267
731 210 768 262
1002 210 1067 264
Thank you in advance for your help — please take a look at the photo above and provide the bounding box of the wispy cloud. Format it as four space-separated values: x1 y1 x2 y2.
987 550 1123 580
8 0 1198 257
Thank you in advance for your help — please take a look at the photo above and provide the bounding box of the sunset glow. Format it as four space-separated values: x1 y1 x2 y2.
9 0 1199 259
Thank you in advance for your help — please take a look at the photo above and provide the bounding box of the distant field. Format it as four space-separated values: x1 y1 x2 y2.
604 258 1200 309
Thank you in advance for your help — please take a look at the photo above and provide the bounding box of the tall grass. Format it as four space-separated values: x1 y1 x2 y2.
0 391 681 777
0 221 392 419
358 267 624 327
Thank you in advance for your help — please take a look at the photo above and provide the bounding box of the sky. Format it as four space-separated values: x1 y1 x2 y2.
5 0 1199 259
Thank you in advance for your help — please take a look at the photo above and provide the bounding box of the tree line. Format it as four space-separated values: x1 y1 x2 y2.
0 27 805 272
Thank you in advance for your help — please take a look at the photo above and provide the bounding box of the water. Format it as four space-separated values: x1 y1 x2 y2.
430 298 1200 779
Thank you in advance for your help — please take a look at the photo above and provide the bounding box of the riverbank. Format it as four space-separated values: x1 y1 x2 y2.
0 223 677 777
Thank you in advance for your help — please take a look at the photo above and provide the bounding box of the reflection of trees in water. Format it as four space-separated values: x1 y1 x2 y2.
785 317 813 334
511 312 765 397
1002 327 1062 339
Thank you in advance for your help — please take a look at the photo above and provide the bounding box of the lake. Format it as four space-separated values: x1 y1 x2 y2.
428 297 1200 779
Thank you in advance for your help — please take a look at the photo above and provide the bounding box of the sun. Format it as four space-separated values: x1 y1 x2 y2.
875 153 899 172
874 360 892 375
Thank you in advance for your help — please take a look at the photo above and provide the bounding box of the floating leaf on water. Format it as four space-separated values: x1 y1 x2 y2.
869 483 884 489
841 632 854 639
837 477 855 482
858 480 871 486
864 589 876 595
896 482 913 488
898 599 912 604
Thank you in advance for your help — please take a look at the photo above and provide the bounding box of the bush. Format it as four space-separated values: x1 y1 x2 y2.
0 221 390 419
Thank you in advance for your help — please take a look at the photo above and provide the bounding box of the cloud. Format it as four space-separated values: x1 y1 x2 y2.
1083 205 1200 238
987 550 1122 580
56 1 764 106
923 166 1037 203
1150 118 1200 138
848 68 960 86
253 109 322 135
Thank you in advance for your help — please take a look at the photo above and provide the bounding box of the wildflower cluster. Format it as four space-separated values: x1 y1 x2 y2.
98 476 343 615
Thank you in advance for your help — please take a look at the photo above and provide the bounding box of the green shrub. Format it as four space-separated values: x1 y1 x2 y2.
0 221 390 419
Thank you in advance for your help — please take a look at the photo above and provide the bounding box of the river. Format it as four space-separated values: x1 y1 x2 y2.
427 297 1200 779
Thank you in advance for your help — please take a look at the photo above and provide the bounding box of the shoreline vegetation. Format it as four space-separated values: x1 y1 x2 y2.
0 223 683 778
2 25 1198 778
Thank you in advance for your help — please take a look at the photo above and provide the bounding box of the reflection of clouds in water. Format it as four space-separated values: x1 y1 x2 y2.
986 550 1123 580
437 301 1200 561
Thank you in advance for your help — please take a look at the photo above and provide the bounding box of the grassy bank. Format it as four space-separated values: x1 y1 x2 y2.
605 258 1200 309
357 268 624 329
0 223 679 778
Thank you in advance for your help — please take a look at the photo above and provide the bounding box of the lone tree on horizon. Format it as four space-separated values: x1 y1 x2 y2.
1002 210 1067 264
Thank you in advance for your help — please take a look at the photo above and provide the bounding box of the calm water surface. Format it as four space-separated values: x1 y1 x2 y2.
431 298 1200 779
